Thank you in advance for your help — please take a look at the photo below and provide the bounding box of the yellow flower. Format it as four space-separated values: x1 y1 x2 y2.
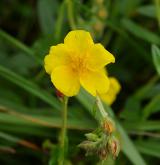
100 77 121 105
44 30 115 97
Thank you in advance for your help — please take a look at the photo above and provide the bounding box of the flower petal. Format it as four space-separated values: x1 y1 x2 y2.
51 66 80 96
80 70 110 96
109 77 121 93
100 77 121 105
44 44 70 74
100 92 116 105
64 30 94 53
87 44 115 71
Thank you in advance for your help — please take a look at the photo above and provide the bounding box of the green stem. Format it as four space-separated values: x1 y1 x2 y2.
58 96 69 165
96 96 108 119
66 0 76 30
54 0 66 42
155 0 160 28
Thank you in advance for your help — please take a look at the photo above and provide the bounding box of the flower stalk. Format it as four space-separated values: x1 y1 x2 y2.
79 96 120 161
96 95 108 118
58 96 69 165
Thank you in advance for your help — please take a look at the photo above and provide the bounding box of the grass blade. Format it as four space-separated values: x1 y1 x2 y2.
0 65 60 110
122 19 160 45
152 44 160 75
122 120 160 131
135 140 160 158
0 29 42 65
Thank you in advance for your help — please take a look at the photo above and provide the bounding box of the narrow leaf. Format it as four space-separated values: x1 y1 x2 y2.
0 65 61 110
122 19 160 45
136 5 156 18
152 44 160 75
135 140 160 158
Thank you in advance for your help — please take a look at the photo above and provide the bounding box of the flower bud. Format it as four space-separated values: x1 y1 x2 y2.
85 133 99 142
78 140 96 151
78 140 97 156
93 21 104 32
97 147 108 160
108 135 120 158
98 8 108 19
102 117 115 134
55 89 64 99
95 0 104 4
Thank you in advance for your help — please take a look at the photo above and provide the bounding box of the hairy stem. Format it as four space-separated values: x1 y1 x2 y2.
58 96 69 165
96 96 108 118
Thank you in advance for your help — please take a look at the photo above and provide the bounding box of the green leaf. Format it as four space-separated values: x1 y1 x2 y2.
152 44 160 75
122 0 142 15
120 97 141 121
0 131 40 151
140 84 160 99
136 5 156 18
9 53 36 75
0 65 60 110
121 19 160 45
0 29 42 65
135 140 160 158
117 125 146 165
0 111 95 131
37 0 57 35
106 20 150 62
133 76 159 100
122 120 160 131
155 0 160 27
0 132 22 144
143 94 160 119
0 103 96 138
0 65 97 131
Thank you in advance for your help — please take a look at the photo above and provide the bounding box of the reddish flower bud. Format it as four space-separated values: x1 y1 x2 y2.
102 117 115 134
55 89 64 99
108 136 120 159
97 147 108 160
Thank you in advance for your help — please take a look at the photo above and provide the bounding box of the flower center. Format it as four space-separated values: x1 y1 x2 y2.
70 53 88 75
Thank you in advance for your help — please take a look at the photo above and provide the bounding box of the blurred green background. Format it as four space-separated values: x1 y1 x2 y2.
0 0 160 164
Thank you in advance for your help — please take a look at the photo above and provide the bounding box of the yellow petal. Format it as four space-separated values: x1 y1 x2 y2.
80 70 110 96
100 77 121 105
87 44 115 71
109 77 121 93
44 44 70 74
51 65 80 96
64 30 94 53
100 93 116 105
